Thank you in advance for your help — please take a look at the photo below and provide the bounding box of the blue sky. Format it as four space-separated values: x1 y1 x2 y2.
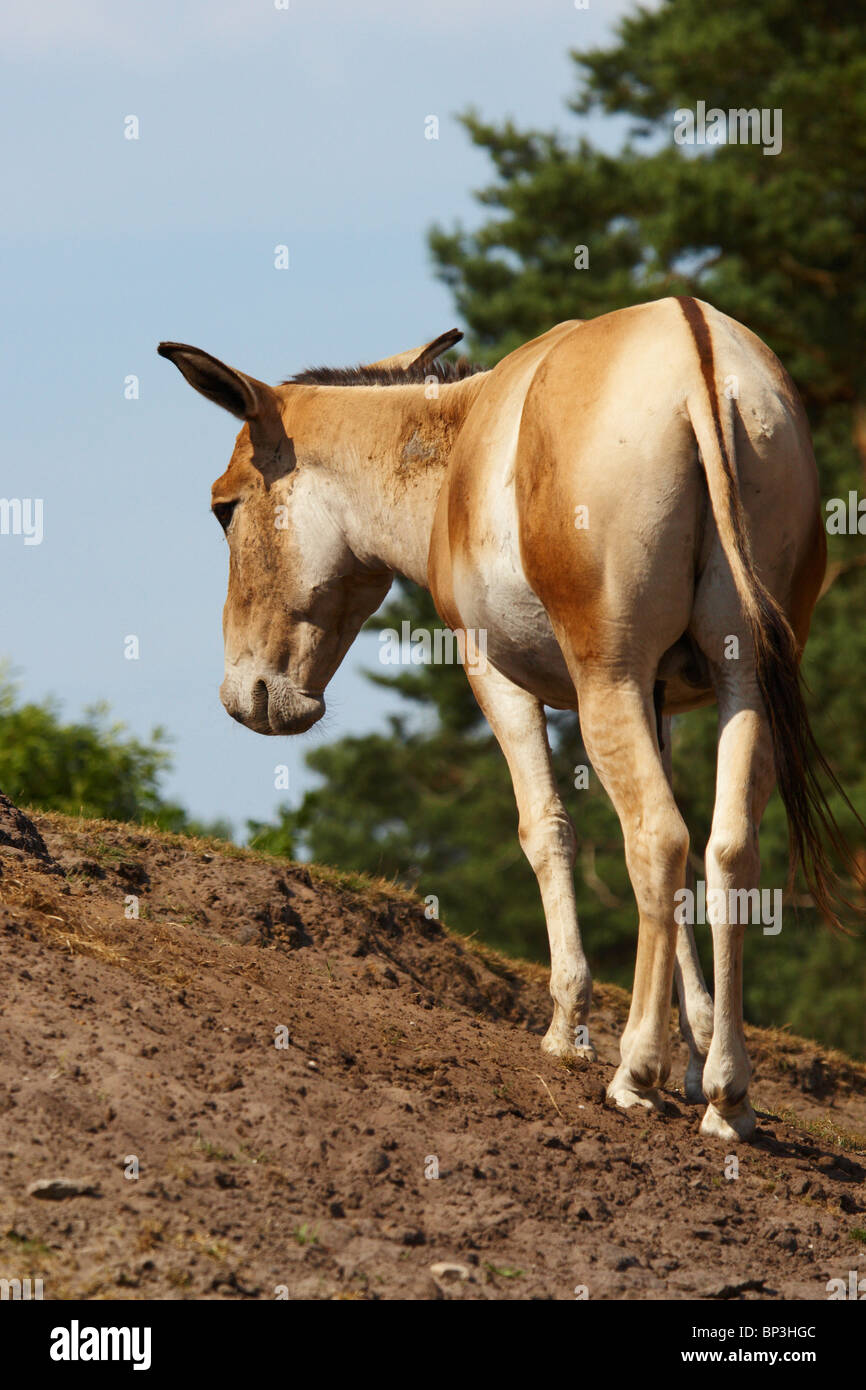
0 0 637 835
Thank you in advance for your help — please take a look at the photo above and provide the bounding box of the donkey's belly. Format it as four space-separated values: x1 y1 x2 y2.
453 555 577 708
454 557 716 715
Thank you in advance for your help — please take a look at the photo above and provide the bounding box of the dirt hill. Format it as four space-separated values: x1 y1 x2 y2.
0 797 864 1301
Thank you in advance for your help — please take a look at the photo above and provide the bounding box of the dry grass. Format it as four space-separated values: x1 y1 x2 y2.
770 1107 866 1155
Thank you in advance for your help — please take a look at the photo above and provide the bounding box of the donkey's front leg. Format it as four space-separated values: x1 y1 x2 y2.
466 662 595 1061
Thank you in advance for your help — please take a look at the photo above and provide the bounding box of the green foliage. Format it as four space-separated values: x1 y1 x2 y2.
0 669 230 840
252 0 866 1056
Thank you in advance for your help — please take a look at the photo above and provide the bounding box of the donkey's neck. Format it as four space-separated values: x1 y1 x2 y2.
313 374 488 585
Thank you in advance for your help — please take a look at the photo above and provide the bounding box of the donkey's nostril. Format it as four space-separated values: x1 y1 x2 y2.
251 679 269 717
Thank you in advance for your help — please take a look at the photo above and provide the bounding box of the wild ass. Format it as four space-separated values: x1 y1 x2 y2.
159 297 845 1143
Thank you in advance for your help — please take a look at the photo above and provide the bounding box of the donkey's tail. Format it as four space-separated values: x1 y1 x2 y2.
677 295 861 929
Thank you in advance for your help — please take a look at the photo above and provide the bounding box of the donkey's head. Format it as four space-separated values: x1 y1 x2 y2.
157 332 462 735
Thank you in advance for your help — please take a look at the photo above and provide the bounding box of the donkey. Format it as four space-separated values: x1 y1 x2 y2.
159 296 846 1143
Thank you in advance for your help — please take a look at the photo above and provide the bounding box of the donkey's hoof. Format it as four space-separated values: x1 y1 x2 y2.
700 1099 756 1143
607 1065 666 1113
541 1029 596 1064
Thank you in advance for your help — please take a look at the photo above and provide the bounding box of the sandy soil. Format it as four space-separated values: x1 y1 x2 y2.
0 796 863 1300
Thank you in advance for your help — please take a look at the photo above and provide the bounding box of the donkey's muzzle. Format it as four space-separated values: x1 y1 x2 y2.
220 672 324 736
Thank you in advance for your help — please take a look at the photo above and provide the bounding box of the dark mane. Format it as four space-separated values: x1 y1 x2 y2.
284 357 487 388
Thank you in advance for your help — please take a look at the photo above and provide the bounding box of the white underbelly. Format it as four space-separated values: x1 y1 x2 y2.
452 540 575 707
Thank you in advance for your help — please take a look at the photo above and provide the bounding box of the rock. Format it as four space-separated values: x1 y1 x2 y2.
117 860 150 890
63 856 105 880
0 793 63 874
535 1126 571 1150
211 1070 243 1092
27 1178 100 1200
400 1227 425 1247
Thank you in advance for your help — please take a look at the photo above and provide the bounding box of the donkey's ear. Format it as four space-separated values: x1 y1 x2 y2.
157 342 279 423
364 328 463 373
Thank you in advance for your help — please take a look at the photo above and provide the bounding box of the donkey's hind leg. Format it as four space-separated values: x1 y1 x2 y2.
675 912 716 1103
700 689 776 1142
576 675 688 1111
660 716 715 1103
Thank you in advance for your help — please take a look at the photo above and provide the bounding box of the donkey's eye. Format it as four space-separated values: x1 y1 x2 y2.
212 500 238 532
